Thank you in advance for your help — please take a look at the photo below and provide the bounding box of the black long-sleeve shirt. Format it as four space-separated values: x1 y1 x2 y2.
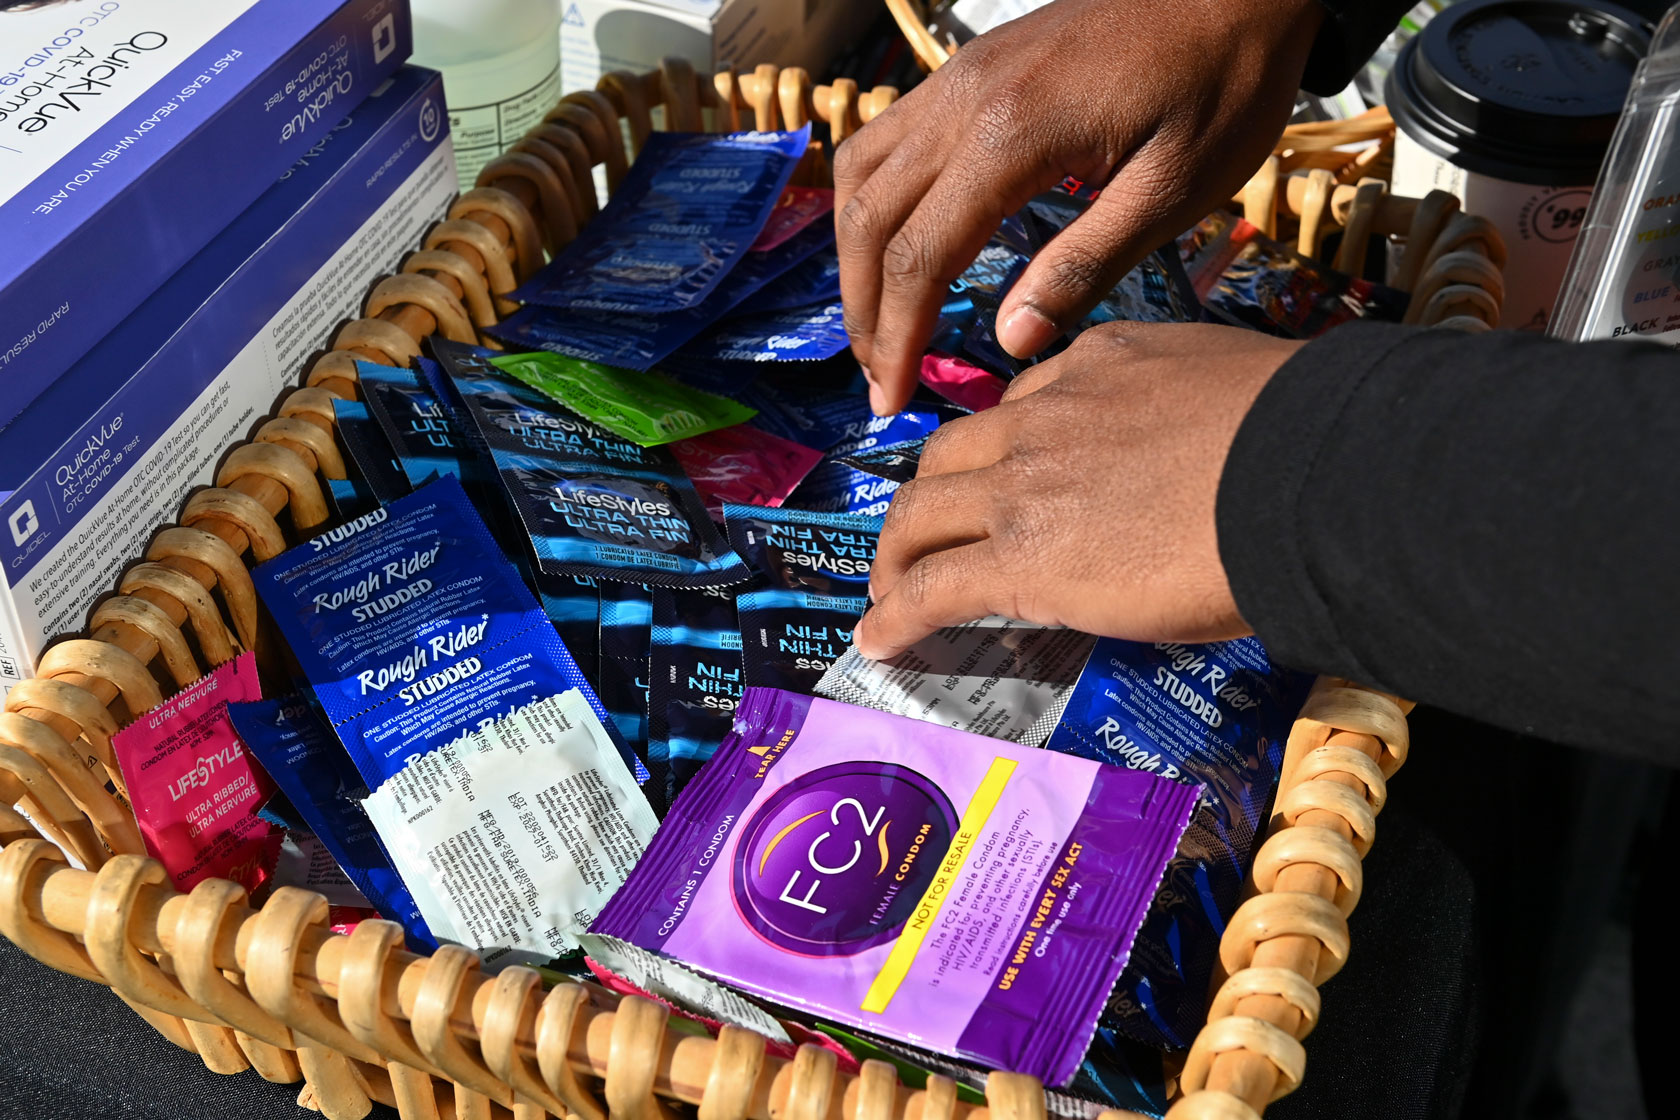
1303 0 1425 94
1217 322 1680 767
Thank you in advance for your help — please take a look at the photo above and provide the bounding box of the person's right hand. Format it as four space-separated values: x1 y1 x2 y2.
836 0 1325 414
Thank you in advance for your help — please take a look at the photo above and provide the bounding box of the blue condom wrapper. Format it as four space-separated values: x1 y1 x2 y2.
251 475 641 791
515 126 811 313
648 585 741 814
538 572 600 677
358 361 482 491
784 409 946 517
228 696 436 951
675 300 849 363
725 245 840 317
598 581 653 793
432 341 749 588
327 476 380 520
332 398 410 506
723 504 880 694
489 223 834 371
1045 636 1311 1050
737 383 875 449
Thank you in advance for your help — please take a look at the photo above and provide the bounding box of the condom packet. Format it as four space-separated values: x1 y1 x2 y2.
676 300 849 363
585 686 1197 1086
515 126 811 312
833 438 927 485
817 618 1096 747
272 829 377 912
230 694 437 949
728 247 841 317
784 408 947 517
1045 636 1311 1049
737 383 876 449
1178 211 1406 338
358 361 474 488
919 352 1007 412
432 340 750 588
750 186 834 252
490 351 757 447
109 651 278 894
724 504 879 693
490 223 835 371
362 688 659 967
599 581 654 781
538 572 601 675
668 425 824 520
252 474 640 790
648 586 742 814
333 398 410 505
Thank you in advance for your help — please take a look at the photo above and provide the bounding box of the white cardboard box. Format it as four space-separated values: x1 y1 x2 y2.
559 0 875 97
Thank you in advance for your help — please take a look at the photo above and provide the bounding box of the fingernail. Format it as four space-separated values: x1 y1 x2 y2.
852 616 877 658
998 305 1057 358
864 370 890 417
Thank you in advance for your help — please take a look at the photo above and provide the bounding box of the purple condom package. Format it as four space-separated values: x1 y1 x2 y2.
1045 637 1310 1051
587 687 1196 1086
514 127 811 313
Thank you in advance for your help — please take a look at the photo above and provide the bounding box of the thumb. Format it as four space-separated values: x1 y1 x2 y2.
996 157 1186 359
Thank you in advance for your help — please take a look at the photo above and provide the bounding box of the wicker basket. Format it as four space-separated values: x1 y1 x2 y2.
0 49 1496 1120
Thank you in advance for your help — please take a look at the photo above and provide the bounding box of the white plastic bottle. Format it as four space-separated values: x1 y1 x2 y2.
411 0 563 190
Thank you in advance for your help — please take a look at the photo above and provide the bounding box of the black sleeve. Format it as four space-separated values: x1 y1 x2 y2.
1301 0 1423 94
1216 321 1680 767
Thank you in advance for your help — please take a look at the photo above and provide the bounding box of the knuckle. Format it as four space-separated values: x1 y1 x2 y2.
969 78 1036 153
836 192 886 251
897 561 937 613
881 229 942 284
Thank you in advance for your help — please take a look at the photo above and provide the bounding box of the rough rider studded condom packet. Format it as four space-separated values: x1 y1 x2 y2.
586 687 1196 1086
1044 636 1310 1049
675 300 850 364
514 126 811 313
229 695 436 951
433 341 750 588
362 689 658 967
250 475 638 790
490 222 836 372
725 505 880 694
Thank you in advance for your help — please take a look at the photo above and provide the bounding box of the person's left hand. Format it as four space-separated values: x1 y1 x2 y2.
853 320 1303 660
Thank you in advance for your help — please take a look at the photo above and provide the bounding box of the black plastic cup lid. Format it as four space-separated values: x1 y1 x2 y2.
1387 0 1651 185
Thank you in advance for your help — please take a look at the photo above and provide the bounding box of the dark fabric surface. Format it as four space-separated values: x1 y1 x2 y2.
1272 804 1479 1120
0 936 398 1120
1218 322 1680 768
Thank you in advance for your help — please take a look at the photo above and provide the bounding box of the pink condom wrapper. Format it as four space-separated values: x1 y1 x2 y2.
111 652 278 893
920 353 1007 413
669 423 825 519
587 687 1195 1085
750 187 834 252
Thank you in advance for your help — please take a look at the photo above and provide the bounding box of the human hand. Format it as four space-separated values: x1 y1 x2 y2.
852 320 1303 660
835 0 1322 415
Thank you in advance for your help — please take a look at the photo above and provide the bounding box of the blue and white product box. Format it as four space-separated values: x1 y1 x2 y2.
0 65 456 691
0 0 414 430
